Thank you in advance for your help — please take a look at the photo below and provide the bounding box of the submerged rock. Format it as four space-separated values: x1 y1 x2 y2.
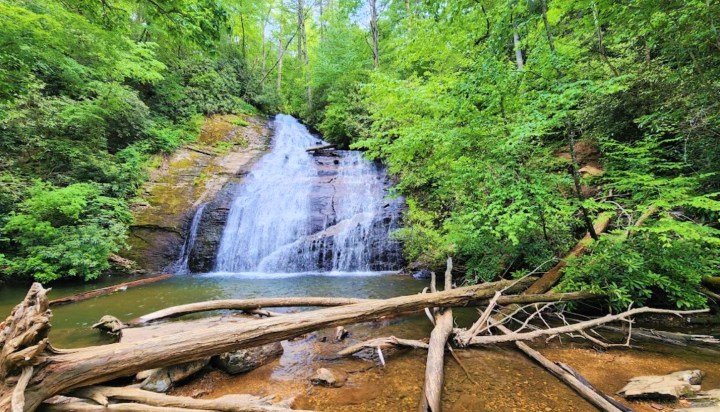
412 269 432 280
618 370 704 400
310 367 348 388
140 358 210 392
91 315 127 335
212 342 283 374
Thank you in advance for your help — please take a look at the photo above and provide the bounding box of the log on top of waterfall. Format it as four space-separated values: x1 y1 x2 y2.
305 143 336 152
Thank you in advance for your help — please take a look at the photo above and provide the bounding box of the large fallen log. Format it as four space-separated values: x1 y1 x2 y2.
133 297 368 324
4 277 598 411
338 336 429 356
49 274 173 307
132 291 596 326
45 386 306 412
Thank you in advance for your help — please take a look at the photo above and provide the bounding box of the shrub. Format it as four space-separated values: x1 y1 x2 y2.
1 182 131 282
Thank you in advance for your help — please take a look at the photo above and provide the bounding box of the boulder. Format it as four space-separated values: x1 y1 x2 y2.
140 358 210 393
310 367 348 388
618 370 704 400
212 341 283 374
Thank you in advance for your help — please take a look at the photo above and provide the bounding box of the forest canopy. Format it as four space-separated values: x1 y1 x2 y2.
1 0 719 310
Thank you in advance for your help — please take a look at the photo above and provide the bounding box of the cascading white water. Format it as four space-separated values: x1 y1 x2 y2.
174 203 206 274
214 114 402 273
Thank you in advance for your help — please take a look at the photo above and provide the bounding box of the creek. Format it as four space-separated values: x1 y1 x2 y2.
0 115 718 411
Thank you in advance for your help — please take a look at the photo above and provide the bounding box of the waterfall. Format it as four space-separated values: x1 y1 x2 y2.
174 203 206 274
214 114 403 274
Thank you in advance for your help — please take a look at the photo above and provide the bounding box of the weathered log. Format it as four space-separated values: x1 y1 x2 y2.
469 307 708 345
704 276 720 292
493 322 625 412
701 287 720 302
305 144 336 152
623 205 658 239
49 275 173 307
92 316 126 334
524 213 611 294
132 292 595 326
4 278 546 411
420 257 454 412
49 386 305 412
338 336 428 356
132 297 368 324
334 326 348 342
596 324 720 352
556 363 633 412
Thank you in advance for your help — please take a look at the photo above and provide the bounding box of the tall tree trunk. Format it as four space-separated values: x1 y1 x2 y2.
260 4 273 76
369 0 380 68
512 14 524 70
296 0 311 104
277 31 284 92
591 0 619 76
540 0 555 53
319 0 325 41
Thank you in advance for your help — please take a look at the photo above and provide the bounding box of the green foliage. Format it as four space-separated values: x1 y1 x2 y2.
0 0 271 283
283 0 720 308
560 231 717 310
1 182 131 282
230 117 249 127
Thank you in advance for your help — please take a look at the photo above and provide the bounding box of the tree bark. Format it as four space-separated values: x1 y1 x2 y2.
703 276 720 291
569 133 598 240
133 291 595 326
420 258 454 412
511 14 524 70
50 386 305 412
132 297 367 324
590 0 619 76
368 0 380 68
540 0 555 53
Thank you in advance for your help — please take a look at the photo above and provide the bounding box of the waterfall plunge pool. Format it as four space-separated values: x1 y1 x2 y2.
0 272 427 348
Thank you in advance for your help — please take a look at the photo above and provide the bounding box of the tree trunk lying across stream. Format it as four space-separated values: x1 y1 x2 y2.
49 274 173 307
1 277 601 411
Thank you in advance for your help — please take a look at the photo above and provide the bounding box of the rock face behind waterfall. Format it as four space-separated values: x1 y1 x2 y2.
301 151 404 271
121 114 271 272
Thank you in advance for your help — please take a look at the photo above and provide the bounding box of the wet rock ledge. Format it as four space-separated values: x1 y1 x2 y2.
122 114 272 272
